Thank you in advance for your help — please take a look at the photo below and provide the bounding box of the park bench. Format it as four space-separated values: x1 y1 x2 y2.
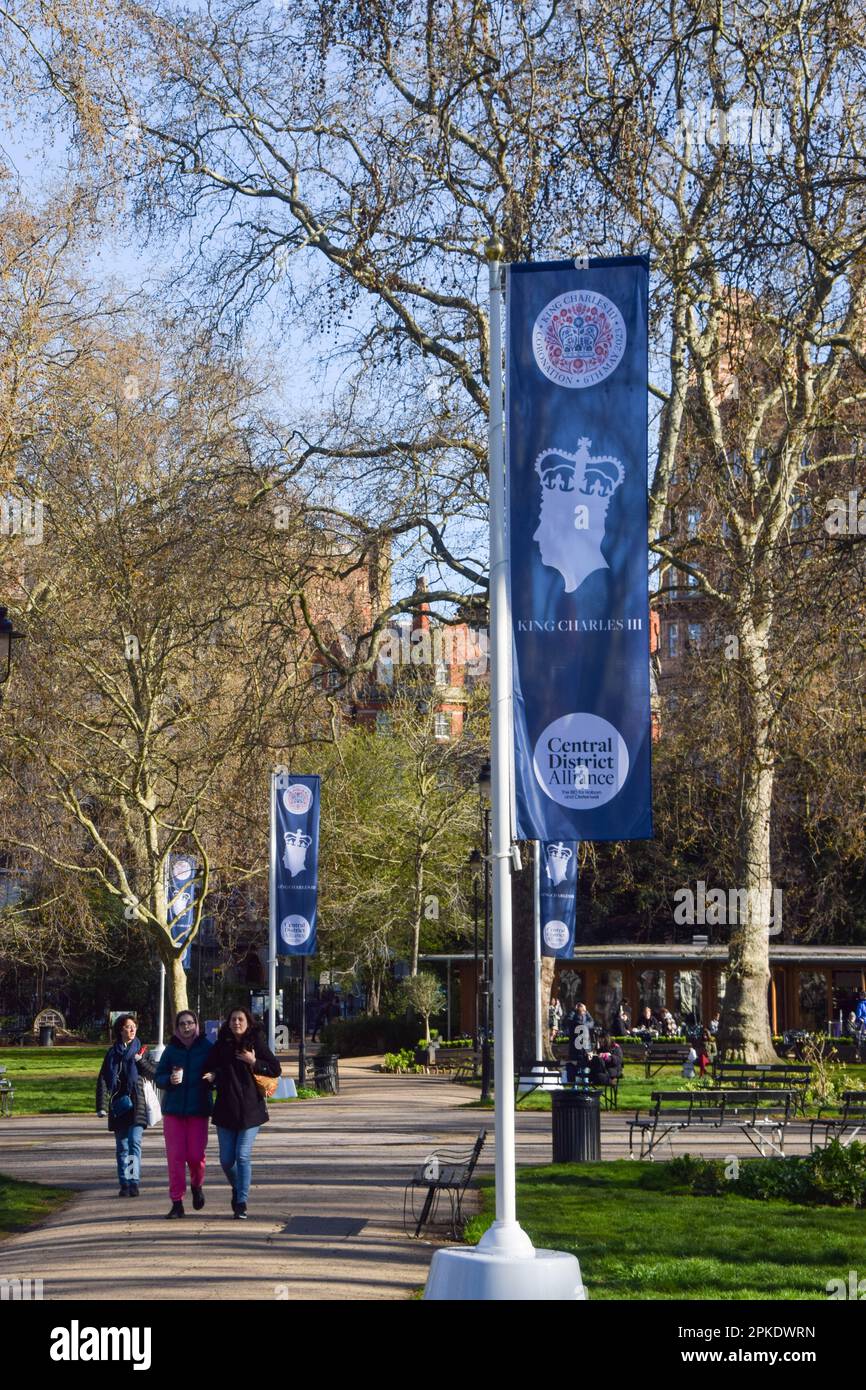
810 1091 866 1150
628 1088 794 1161
0 1065 12 1116
516 1063 563 1105
403 1129 487 1239
643 1042 692 1078
713 1061 812 1112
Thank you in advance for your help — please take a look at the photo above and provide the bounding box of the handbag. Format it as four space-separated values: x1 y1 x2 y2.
143 1077 162 1127
111 1091 133 1119
253 1071 280 1099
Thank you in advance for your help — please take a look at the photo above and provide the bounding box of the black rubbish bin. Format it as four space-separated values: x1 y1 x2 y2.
38 1024 55 1048
552 1088 601 1162
312 1053 340 1095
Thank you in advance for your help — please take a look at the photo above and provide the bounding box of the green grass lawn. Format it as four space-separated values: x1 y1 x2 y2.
460 1063 866 1115
465 1161 863 1299
0 1174 74 1237
0 1046 104 1115
0 1047 326 1114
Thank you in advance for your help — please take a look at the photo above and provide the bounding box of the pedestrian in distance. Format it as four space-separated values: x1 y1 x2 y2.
202 1006 281 1220
96 1014 158 1199
155 1010 213 1219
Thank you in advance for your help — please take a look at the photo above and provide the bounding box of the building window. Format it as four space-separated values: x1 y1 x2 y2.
667 623 679 658
687 622 703 648
375 712 392 736
686 507 701 537
434 712 451 740
434 660 448 687
685 570 699 589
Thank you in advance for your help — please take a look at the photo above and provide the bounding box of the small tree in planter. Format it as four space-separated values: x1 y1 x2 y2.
402 972 446 1059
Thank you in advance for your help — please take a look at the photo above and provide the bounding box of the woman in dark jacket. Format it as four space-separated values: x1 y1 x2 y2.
155 1010 213 1219
202 1007 281 1220
96 1014 157 1198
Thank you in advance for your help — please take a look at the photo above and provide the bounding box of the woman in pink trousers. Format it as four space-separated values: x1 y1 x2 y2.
155 1011 213 1218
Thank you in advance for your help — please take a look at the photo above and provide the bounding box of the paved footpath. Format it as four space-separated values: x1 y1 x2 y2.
0 1060 815 1301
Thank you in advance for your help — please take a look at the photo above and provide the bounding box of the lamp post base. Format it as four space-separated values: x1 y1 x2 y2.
424 1243 585 1301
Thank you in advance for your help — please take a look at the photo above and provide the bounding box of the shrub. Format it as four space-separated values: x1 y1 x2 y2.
380 1049 423 1074
674 1141 866 1208
318 1014 420 1057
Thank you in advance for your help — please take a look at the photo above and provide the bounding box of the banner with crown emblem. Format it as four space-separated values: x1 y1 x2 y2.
507 257 652 842
166 853 198 971
272 774 320 956
539 840 579 958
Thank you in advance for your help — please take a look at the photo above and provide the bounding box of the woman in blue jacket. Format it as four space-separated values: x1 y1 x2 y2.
155 1011 213 1219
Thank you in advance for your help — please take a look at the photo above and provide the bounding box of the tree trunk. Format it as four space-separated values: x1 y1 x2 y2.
540 954 557 1063
718 612 779 1064
168 953 189 1024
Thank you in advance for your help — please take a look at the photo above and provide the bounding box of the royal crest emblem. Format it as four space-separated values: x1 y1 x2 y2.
533 436 624 593
533 290 626 389
283 783 313 816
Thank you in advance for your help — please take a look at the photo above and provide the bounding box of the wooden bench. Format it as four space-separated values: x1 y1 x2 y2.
713 1062 812 1112
810 1091 866 1150
628 1089 794 1160
0 1065 12 1117
644 1043 692 1078
403 1129 487 1238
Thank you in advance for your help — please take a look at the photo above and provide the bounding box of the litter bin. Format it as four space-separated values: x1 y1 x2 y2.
312 1053 340 1095
552 1088 601 1162
38 1025 55 1048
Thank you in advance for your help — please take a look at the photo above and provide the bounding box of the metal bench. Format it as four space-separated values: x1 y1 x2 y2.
516 1062 562 1104
0 1066 13 1117
810 1090 866 1150
628 1088 794 1160
713 1062 812 1112
643 1043 692 1078
403 1129 487 1239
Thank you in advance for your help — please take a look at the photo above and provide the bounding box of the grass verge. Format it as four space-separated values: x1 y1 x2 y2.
464 1161 863 1299
0 1174 75 1238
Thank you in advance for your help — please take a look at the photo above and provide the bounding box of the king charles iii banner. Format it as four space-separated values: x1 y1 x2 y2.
539 840 579 958
166 853 198 970
272 773 320 956
507 256 653 842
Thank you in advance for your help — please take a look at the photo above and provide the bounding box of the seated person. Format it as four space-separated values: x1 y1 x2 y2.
636 1006 658 1039
614 1002 632 1035
595 1032 623 1079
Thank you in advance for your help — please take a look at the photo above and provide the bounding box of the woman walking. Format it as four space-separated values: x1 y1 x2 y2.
96 1015 158 1198
155 1010 213 1219
203 1007 281 1220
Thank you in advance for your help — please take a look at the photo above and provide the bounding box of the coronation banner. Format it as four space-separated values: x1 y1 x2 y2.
507 256 652 842
539 840 578 958
166 854 198 971
272 773 320 957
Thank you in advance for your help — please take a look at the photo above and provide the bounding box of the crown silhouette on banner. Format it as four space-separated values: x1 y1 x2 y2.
535 437 624 498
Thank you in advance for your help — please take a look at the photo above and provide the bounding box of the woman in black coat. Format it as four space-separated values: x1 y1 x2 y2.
96 1014 158 1197
202 1007 281 1220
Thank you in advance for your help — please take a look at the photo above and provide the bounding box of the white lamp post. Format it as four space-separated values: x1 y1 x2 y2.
424 239 585 1301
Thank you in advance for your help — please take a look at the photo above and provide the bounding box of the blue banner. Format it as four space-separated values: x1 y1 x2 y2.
539 840 578 958
166 853 198 970
507 257 652 841
273 774 320 956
